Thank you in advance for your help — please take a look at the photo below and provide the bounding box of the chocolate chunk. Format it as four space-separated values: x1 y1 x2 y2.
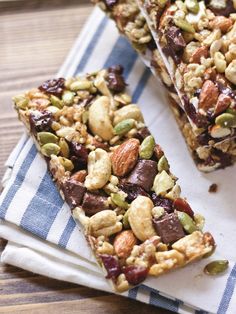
208 0 235 17
69 142 88 170
118 182 149 202
151 194 173 213
107 67 127 93
135 127 151 141
127 160 157 192
61 178 86 208
29 110 53 134
82 192 108 216
166 26 186 52
183 95 209 128
153 213 185 244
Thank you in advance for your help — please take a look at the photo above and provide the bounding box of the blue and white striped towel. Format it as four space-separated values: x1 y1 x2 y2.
0 7 236 314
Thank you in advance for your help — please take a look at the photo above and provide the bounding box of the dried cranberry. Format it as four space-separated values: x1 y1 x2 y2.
173 198 194 218
197 132 211 146
151 194 173 213
108 65 124 75
107 69 126 93
100 254 121 279
134 127 151 141
183 95 208 128
70 142 88 170
119 182 149 202
38 78 65 97
123 266 148 286
217 82 236 100
29 110 53 134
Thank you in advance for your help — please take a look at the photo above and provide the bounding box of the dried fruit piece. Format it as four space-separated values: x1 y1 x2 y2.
119 182 149 202
39 78 65 97
100 254 121 279
174 198 194 218
111 138 139 177
139 135 155 159
123 266 148 285
204 260 229 275
151 194 173 213
107 66 126 92
113 230 137 259
29 111 53 134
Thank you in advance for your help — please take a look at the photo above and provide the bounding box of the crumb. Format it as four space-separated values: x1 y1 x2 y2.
208 183 218 193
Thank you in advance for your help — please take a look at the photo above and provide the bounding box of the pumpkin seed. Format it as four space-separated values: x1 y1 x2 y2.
13 95 29 110
204 260 229 275
50 95 63 109
185 0 199 14
174 18 195 33
177 211 198 234
58 156 74 172
62 91 75 106
114 119 135 136
111 193 129 209
59 138 70 158
41 143 60 157
122 210 130 229
157 155 169 172
37 132 58 145
70 80 92 91
215 113 236 128
139 135 155 159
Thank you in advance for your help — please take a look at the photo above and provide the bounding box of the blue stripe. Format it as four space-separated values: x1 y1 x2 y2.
74 17 108 75
103 36 138 79
128 286 139 300
20 171 64 239
0 144 37 219
132 68 151 102
217 263 236 314
58 216 76 248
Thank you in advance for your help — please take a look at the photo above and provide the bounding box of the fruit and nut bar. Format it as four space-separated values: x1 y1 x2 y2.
134 0 236 171
13 67 215 292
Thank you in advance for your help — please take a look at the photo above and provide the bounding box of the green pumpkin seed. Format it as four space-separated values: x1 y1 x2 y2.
37 132 59 145
157 155 169 172
70 80 92 91
59 138 70 158
204 260 229 275
174 18 195 33
215 113 236 128
41 143 60 157
58 156 74 172
13 95 29 110
123 210 130 229
50 95 63 109
177 211 198 234
139 135 155 159
62 91 75 106
114 119 135 136
185 0 199 14
111 193 129 209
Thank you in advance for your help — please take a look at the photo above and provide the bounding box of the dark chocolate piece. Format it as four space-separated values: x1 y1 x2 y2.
29 110 53 134
151 194 173 213
118 182 149 202
153 213 185 244
127 160 157 191
61 178 86 208
82 192 108 216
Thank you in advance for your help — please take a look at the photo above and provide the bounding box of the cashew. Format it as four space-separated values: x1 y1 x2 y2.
88 96 114 141
85 148 111 190
210 39 222 57
89 210 122 237
128 196 156 241
214 52 227 73
225 60 236 85
113 104 144 125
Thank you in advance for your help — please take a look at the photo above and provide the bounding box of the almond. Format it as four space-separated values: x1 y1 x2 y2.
210 16 233 33
190 46 208 64
199 80 219 111
71 170 87 183
113 230 137 259
111 138 139 177
214 94 231 116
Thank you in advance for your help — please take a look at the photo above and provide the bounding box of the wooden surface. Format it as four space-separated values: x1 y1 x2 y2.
0 1 174 313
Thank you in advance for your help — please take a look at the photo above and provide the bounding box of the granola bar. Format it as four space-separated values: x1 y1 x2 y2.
134 0 236 171
93 0 236 171
13 68 215 292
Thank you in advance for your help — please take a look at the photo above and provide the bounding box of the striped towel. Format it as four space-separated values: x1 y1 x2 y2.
1 7 236 314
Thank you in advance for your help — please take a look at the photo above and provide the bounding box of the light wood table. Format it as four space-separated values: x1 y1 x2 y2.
0 1 174 313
